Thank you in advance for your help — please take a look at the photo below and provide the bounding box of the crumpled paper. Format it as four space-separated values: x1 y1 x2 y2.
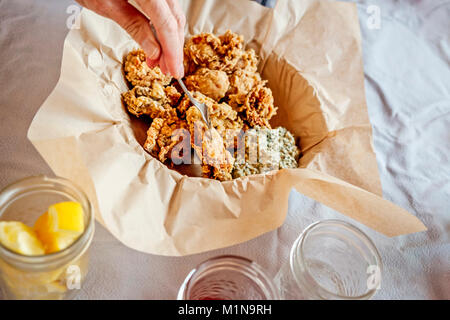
27 0 426 256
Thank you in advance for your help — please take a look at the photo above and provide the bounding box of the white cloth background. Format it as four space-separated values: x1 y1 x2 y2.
0 0 448 299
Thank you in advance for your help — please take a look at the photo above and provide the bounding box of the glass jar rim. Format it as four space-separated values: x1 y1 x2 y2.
178 255 280 300
290 219 383 300
0 175 95 270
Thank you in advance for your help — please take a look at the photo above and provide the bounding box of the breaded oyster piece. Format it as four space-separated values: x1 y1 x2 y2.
186 106 235 181
227 69 262 111
122 86 180 119
234 49 259 73
123 49 172 87
243 83 277 128
184 30 245 74
180 91 243 134
185 68 230 101
217 30 245 72
144 117 189 163
122 50 182 118
184 33 222 74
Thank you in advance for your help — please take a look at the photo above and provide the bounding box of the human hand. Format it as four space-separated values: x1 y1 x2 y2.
76 0 185 78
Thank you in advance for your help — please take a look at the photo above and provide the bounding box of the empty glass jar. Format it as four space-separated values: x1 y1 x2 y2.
275 220 382 300
178 255 279 300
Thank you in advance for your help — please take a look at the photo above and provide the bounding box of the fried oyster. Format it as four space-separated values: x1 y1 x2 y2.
122 31 299 181
124 49 172 87
185 68 230 101
122 85 179 118
184 30 244 73
186 106 235 181
145 118 189 163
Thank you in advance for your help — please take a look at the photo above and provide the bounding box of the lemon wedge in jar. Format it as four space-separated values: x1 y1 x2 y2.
0 221 45 255
34 201 85 254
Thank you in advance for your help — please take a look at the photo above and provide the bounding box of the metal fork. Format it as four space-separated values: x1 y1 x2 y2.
177 79 210 128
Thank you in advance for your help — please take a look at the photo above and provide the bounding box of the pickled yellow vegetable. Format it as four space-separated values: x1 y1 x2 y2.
34 201 84 253
0 222 45 256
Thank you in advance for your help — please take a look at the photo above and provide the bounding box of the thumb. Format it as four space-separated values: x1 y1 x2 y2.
77 1 161 63
122 17 161 61
104 3 161 61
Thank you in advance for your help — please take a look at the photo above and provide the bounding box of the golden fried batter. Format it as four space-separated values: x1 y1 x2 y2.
124 49 172 87
144 118 189 163
122 50 181 118
157 119 189 163
185 106 235 180
184 33 221 73
227 69 262 111
234 49 259 73
184 30 244 73
184 91 242 133
164 85 182 106
217 30 245 72
186 68 230 101
144 118 165 157
122 86 177 119
244 83 277 128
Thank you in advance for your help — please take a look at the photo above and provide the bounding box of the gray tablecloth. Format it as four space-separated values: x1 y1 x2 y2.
0 0 448 299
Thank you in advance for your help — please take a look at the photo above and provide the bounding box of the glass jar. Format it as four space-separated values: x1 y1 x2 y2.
275 220 382 300
0 176 95 300
177 255 280 300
